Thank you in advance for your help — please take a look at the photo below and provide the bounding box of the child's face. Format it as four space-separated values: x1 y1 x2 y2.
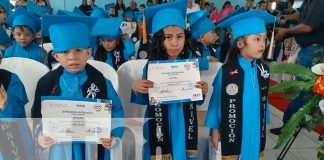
53 48 92 74
162 26 185 60
239 32 267 61
13 26 35 47
101 38 118 52
202 30 218 45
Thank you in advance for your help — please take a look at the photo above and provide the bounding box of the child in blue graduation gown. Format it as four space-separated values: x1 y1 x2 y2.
0 68 35 160
188 10 218 70
91 17 135 70
131 1 208 159
31 15 124 160
205 10 277 160
3 7 45 64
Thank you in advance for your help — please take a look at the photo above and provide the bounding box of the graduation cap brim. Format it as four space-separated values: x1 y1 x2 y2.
91 17 122 39
4 6 27 27
0 0 13 14
219 9 278 28
188 10 208 27
144 0 187 34
41 15 98 37
26 1 51 17
90 7 108 18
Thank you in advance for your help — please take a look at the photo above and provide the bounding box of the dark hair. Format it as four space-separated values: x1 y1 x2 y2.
115 0 126 11
95 38 125 62
13 25 34 34
148 29 192 60
140 4 146 8
225 36 247 62
257 0 266 6
222 1 231 9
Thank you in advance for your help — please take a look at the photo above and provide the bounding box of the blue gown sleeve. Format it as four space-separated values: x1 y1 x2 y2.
0 73 28 118
3 45 13 58
106 79 125 139
130 65 149 105
204 68 222 129
123 38 135 60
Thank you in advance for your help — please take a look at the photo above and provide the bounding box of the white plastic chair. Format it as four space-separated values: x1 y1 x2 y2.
39 43 53 53
0 57 50 117
116 59 148 118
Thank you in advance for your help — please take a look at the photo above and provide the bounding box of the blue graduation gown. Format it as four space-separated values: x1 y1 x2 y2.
48 69 124 160
205 55 270 160
0 73 28 118
0 73 31 160
130 65 204 160
4 42 45 64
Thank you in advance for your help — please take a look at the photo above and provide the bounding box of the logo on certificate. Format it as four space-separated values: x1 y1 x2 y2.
184 63 191 70
94 104 102 112
104 100 113 111
226 83 239 96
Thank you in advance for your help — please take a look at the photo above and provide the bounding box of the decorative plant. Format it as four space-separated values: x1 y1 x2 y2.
269 47 324 159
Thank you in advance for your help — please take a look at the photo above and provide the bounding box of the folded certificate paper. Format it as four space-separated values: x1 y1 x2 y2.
41 96 112 144
147 59 203 105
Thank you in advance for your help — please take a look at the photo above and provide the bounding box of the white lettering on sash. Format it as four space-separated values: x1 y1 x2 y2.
155 106 164 142
228 99 236 143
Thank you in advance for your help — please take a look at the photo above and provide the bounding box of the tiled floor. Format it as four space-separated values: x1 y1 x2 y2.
264 105 322 160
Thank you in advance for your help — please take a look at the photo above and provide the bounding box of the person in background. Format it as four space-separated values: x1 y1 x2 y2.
4 7 45 64
115 0 126 17
79 0 92 16
256 0 267 11
91 17 135 70
126 0 140 12
187 0 200 13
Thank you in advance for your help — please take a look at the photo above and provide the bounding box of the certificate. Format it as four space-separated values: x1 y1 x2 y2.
41 96 112 144
147 59 203 105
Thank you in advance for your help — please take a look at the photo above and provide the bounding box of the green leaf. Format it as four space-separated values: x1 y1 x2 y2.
270 63 315 81
274 94 321 149
269 80 313 94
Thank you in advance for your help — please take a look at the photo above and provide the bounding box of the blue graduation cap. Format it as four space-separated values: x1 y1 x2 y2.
4 6 40 33
26 2 52 17
143 0 187 34
188 10 215 40
218 9 278 40
0 26 10 44
105 3 115 11
124 10 134 18
0 0 13 14
73 6 87 16
90 7 108 18
41 15 98 52
133 12 143 23
91 17 123 39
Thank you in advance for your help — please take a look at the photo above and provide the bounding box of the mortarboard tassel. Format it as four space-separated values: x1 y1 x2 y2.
267 2 277 60
143 15 147 44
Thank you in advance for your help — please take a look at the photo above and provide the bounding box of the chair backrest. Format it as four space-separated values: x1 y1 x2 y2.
52 60 119 92
117 59 148 118
0 57 50 117
198 62 222 111
39 43 53 53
